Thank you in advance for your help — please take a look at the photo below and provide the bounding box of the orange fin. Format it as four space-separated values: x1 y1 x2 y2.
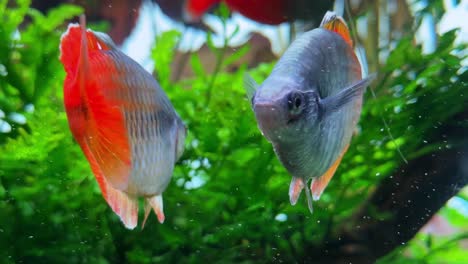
60 16 113 75
289 177 314 213
320 11 353 48
105 183 138 229
145 195 165 224
81 140 137 229
62 17 135 228
310 144 350 201
289 177 305 205
84 90 131 190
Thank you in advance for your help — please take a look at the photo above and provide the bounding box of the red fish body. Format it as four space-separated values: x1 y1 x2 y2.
60 17 186 229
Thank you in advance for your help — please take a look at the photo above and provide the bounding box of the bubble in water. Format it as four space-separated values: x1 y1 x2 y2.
25 104 35 113
9 112 26 124
191 159 201 169
0 120 11 133
0 64 7 76
274 213 287 222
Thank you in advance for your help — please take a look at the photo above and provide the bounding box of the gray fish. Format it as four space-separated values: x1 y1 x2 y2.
244 11 375 213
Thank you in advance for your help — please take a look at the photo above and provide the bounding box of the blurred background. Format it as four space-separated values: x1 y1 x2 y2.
0 0 467 263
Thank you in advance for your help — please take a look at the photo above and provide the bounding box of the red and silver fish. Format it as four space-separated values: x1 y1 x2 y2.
59 16 186 229
245 11 374 213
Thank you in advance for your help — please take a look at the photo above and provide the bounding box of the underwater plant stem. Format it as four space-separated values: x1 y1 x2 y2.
345 1 408 164
205 45 227 105
205 8 230 106
205 41 228 106
422 233 468 260
366 0 380 74
172 29 190 82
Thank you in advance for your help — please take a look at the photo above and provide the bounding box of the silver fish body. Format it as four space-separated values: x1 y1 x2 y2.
245 11 374 212
255 28 361 180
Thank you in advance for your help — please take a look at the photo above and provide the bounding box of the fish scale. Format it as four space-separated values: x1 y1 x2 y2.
88 50 182 197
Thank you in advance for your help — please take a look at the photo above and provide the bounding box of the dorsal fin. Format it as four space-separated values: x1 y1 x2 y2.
320 11 353 48
59 15 113 75
78 15 89 95
59 23 81 74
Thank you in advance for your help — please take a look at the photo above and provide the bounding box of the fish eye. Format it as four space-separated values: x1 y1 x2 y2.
294 96 301 108
287 92 303 117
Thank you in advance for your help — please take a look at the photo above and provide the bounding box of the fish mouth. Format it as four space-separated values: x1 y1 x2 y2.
253 101 284 134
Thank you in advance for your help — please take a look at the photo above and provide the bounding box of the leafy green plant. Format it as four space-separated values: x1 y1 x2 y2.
0 0 82 142
0 1 466 263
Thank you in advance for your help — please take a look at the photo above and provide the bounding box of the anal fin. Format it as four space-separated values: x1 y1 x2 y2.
310 144 349 201
105 183 138 229
80 140 137 229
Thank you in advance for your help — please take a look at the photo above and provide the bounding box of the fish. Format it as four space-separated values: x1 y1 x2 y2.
244 11 375 213
184 0 333 25
59 16 186 229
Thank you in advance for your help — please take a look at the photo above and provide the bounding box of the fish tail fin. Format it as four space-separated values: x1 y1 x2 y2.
310 144 350 201
320 11 353 48
80 141 137 229
142 195 165 227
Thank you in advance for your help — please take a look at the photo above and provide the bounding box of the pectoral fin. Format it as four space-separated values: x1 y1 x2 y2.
243 73 259 103
320 74 376 117
310 144 349 201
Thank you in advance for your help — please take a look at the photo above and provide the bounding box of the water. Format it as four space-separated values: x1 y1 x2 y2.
0 0 467 263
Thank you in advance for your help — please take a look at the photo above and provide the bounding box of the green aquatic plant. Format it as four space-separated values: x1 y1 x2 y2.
0 0 466 263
